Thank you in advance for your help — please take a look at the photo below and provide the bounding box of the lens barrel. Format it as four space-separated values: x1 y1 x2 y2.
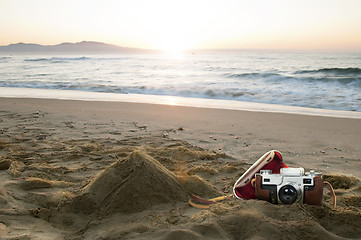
279 185 298 204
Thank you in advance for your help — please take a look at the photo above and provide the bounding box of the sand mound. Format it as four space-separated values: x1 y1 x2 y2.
323 174 359 189
20 177 73 190
70 150 189 214
342 195 361 208
320 174 361 211
186 199 361 240
182 175 220 198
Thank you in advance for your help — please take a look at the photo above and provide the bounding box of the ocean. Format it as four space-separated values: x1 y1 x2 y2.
0 52 360 115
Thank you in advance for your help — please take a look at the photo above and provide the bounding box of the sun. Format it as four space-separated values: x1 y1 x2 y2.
156 32 190 58
160 43 186 58
143 1 197 57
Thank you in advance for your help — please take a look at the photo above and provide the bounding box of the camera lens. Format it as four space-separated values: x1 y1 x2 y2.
279 185 298 204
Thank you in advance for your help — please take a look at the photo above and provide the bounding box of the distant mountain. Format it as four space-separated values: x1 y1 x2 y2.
0 41 154 54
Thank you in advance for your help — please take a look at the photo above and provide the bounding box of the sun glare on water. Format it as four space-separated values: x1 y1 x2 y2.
166 96 179 106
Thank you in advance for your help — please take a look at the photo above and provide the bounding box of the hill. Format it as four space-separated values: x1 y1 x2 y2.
0 41 154 54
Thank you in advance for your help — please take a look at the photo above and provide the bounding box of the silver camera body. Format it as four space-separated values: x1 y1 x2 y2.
255 168 322 205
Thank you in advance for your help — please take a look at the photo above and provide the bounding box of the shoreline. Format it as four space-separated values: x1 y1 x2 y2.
1 87 361 119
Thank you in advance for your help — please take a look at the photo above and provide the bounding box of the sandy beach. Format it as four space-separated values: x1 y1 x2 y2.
0 97 360 240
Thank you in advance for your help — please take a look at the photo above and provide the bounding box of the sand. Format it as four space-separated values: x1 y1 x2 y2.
0 97 360 240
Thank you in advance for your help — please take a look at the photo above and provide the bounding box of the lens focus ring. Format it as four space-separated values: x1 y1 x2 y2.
279 184 300 204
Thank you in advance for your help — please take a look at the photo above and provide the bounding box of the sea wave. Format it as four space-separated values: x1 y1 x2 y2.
0 81 360 111
51 57 91 61
296 67 361 75
24 58 49 62
24 57 91 62
22 56 132 63
0 80 258 101
228 73 279 78
227 72 294 82
307 77 361 85
228 71 361 86
25 73 52 77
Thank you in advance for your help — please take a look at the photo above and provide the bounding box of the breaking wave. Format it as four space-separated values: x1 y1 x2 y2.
229 71 360 85
24 58 49 62
227 72 294 82
296 67 361 75
24 57 91 62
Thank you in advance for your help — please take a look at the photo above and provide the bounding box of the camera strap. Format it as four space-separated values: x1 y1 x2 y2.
323 181 337 208
188 194 233 209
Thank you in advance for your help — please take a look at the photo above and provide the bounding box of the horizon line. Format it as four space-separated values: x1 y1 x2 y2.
1 40 360 54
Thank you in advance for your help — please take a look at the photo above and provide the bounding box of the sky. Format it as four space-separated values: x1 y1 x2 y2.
1 0 361 52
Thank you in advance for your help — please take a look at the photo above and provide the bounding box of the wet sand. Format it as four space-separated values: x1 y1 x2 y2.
0 97 360 239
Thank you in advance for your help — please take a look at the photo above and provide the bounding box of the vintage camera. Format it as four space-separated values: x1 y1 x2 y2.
254 168 323 205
